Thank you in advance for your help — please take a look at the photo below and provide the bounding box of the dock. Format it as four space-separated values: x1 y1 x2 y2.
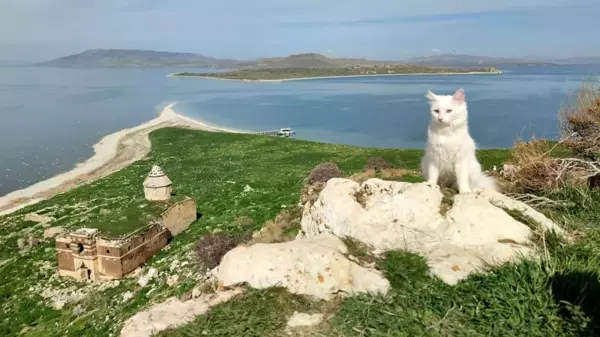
252 128 296 138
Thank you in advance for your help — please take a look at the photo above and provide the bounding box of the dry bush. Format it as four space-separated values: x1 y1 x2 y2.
195 234 241 270
234 216 254 227
559 79 600 159
349 168 409 184
307 162 342 185
364 156 388 172
503 138 600 192
249 207 302 244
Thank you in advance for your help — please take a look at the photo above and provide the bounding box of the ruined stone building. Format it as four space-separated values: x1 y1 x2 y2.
56 166 197 282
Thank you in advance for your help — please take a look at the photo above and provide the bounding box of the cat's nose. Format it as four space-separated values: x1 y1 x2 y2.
438 116 444 121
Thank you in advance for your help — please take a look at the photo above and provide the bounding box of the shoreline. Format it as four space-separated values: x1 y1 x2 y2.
168 70 503 82
0 104 243 216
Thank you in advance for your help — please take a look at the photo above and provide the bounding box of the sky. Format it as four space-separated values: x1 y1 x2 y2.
0 0 599 61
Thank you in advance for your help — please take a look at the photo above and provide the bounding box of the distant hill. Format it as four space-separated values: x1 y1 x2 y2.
405 54 556 67
39 49 598 69
37 49 247 68
552 56 600 65
255 53 398 68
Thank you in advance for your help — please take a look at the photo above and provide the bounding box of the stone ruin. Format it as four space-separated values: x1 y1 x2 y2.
56 165 197 282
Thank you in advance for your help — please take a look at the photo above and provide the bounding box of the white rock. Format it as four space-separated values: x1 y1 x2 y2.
120 288 243 337
24 212 54 224
217 234 390 300
243 185 254 193
17 238 26 249
167 274 179 286
300 179 563 285
122 291 134 302
138 267 158 287
43 226 64 239
286 311 324 328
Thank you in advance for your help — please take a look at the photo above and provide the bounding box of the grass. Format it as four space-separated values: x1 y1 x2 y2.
171 65 501 81
1 128 599 337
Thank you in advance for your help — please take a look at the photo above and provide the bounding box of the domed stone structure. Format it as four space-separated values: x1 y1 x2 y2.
143 165 172 201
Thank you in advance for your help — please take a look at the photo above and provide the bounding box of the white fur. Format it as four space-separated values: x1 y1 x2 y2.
420 88 496 193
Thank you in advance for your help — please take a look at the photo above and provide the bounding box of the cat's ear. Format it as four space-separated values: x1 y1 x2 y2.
425 90 436 102
452 88 465 102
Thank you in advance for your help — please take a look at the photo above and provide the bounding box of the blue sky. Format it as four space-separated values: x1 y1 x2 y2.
0 0 599 61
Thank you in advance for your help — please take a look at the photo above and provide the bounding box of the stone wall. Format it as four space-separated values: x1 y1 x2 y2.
96 224 170 278
161 199 197 236
57 250 75 272
120 227 170 275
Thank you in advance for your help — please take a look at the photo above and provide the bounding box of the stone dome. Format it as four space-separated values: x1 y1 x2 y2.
143 165 172 188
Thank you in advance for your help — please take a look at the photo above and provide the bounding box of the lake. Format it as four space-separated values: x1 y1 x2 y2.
0 65 598 196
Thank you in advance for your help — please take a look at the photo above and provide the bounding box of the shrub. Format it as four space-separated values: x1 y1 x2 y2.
364 156 388 172
195 234 241 270
307 162 342 185
559 80 600 159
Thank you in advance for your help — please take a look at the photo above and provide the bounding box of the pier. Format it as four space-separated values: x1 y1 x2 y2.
253 128 296 138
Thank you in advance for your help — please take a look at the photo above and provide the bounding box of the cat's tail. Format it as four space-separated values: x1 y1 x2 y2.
471 172 497 191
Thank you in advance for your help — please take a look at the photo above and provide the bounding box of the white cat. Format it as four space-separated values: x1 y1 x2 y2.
420 88 496 193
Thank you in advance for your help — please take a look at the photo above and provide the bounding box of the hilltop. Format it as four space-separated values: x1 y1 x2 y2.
254 53 399 68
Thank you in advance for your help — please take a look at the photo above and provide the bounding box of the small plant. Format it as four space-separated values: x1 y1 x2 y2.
364 156 388 172
307 162 342 185
195 234 241 270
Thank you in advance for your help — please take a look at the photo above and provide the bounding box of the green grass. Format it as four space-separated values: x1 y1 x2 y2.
172 65 500 80
85 194 190 238
1 128 599 337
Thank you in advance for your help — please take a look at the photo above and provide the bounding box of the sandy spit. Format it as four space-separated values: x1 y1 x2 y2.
0 103 243 216
168 70 503 83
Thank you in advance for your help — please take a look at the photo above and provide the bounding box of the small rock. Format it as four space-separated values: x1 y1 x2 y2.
211 228 223 234
191 286 203 298
17 238 26 249
72 304 84 316
53 299 67 310
167 275 179 286
243 185 254 193
286 311 324 328
122 291 134 302
138 267 158 287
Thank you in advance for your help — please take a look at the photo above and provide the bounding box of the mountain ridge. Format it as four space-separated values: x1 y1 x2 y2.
37 49 600 68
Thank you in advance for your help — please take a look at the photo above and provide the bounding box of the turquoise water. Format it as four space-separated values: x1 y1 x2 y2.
0 65 598 196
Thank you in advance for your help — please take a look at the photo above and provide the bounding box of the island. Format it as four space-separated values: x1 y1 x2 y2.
169 65 502 82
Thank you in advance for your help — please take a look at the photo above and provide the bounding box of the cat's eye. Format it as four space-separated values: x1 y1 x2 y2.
446 109 453 113
433 109 440 113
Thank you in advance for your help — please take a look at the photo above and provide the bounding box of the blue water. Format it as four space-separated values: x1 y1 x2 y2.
0 65 598 196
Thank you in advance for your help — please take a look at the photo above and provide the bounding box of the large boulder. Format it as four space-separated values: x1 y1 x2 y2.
300 178 562 285
217 234 390 300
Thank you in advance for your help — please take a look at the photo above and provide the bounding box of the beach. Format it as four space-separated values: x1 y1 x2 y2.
0 103 242 215
168 70 503 82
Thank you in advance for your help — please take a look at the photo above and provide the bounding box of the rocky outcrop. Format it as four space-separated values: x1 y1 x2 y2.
217 234 390 300
300 178 562 284
120 288 243 337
